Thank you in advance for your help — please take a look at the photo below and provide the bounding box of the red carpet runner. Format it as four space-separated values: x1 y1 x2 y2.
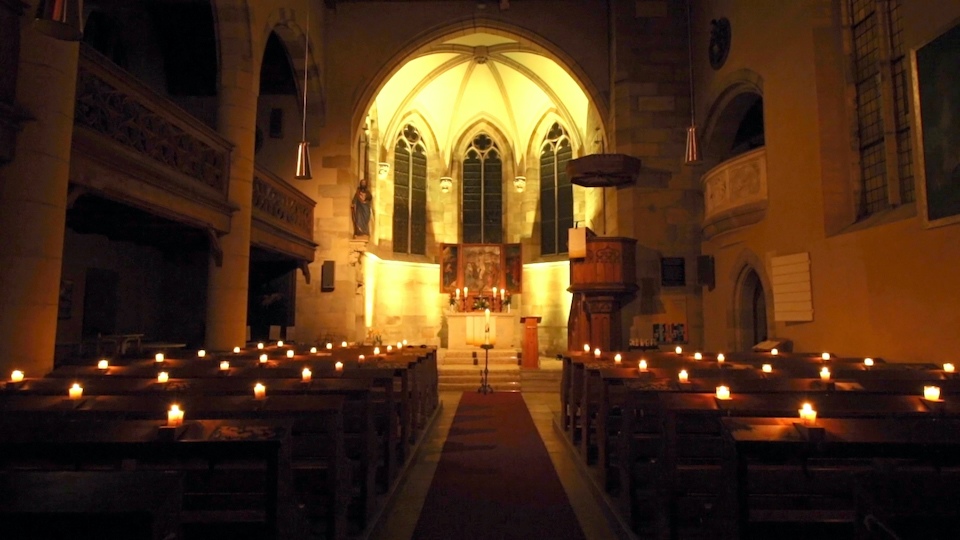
412 392 587 540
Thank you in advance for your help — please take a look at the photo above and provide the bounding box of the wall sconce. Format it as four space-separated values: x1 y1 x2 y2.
514 176 526 193
440 176 453 193
378 162 390 180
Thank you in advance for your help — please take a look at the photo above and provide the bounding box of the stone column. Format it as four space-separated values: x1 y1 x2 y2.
0 13 80 377
205 78 258 351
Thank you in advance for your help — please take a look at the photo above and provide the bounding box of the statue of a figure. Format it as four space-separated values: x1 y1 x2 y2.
352 178 373 237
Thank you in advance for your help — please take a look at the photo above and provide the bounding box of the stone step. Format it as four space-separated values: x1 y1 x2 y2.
438 381 522 392
439 372 519 382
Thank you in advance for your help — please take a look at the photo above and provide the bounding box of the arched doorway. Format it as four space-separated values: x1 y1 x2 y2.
738 268 767 350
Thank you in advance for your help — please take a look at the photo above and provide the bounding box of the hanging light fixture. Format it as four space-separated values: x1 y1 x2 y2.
34 0 84 41
684 0 701 165
295 10 313 180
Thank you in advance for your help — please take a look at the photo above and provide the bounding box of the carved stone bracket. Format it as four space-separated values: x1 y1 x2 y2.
298 260 311 284
206 228 223 267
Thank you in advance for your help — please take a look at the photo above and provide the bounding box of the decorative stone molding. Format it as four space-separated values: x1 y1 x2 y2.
701 147 767 238
252 164 317 261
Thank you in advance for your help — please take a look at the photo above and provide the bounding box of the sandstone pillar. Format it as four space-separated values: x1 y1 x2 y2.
205 79 258 351
0 12 80 377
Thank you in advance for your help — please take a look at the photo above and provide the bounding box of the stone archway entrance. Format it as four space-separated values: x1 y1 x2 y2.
738 268 767 350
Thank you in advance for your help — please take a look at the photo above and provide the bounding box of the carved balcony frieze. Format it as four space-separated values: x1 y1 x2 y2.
252 164 317 261
701 147 768 239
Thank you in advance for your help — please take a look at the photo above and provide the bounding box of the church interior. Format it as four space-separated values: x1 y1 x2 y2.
2 0 960 538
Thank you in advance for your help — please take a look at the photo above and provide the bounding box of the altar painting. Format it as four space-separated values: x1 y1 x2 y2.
462 244 501 293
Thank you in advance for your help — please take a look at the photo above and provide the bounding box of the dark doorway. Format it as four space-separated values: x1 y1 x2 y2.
739 268 767 350
81 268 120 338
248 248 298 342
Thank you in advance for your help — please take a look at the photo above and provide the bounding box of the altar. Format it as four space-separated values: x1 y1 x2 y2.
447 312 516 349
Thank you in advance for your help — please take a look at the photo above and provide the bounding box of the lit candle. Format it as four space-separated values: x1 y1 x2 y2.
678 370 689 383
286 350 295 358
69 383 83 400
197 350 206 358
10 370 24 383
485 308 491 326
302 367 312 382
335 361 344 372
924 386 942 401
387 345 393 353
944 363 955 373
615 354 622 364
374 347 380 355
675 346 683 355
762 364 772 373
820 367 831 381
233 346 241 354
258 343 264 350
396 342 402 349
403 339 408 346
310 347 317 354
821 352 830 360
259 354 268 364
456 288 461 299
717 353 725 363
716 385 731 400
583 344 590 353
594 348 601 358
342 341 348 348
157 371 169 383
277 340 284 347
799 403 817 426
167 404 184 427
501 289 505 301
254 383 266 400
155 353 164 363
771 348 778 356
464 287 468 297
864 358 874 367
639 359 648 371
326 343 333 350
694 352 702 360
219 361 230 371
493 287 498 299
359 354 365 362
98 359 109 370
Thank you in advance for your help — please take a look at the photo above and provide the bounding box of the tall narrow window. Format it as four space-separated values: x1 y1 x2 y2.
392 125 427 254
849 0 914 218
462 134 503 244
540 123 573 255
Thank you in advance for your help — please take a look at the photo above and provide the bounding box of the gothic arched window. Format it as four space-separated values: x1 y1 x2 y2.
540 123 573 255
462 133 503 244
393 125 427 254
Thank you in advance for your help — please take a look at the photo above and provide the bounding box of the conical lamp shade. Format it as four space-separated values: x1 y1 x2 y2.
684 125 701 165
35 0 84 42
295 141 312 180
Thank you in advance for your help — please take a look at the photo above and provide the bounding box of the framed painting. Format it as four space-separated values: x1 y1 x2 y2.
461 244 502 293
440 244 460 293
504 243 522 293
913 20 960 228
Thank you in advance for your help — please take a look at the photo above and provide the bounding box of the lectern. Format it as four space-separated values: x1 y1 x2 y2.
520 316 541 370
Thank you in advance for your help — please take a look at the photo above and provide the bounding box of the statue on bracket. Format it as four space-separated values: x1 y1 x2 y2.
352 177 372 238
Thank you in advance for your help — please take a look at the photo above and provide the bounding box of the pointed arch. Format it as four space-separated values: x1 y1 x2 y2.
392 124 428 255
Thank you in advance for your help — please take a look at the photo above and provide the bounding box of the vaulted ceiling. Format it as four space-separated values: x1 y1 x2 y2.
371 32 592 166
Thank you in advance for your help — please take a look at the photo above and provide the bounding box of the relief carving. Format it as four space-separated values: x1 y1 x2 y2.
253 174 313 236
702 147 767 221
595 247 621 264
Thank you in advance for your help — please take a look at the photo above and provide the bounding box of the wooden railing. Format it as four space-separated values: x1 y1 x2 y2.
253 164 315 244
701 147 768 237
73 45 231 197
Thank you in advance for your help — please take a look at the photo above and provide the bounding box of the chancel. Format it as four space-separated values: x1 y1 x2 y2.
2 0 960 539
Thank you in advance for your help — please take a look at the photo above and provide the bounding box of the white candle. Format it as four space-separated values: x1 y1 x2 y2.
820 367 831 381
639 360 648 372
155 353 164 363
374 347 380 355
310 347 317 354
594 348 601 358
717 353 725 363
387 345 393 353
821 352 830 360
359 354 365 362
403 340 408 346
254 383 266 399
167 405 184 427
342 341 348 348
259 354 268 364
456 288 461 299
485 308 491 325
944 363 955 373
771 348 778 356
762 364 772 373
397 342 402 349
678 370 689 383
799 403 817 426
924 386 941 401
258 343 264 350
286 350 295 358
302 367 312 382
98 359 109 370
326 343 333 350
493 287 498 299
694 352 702 360
500 289 505 301
675 346 682 355
157 371 169 383
335 361 344 372
233 346 241 354
464 287 468 297
583 344 590 353
69 383 83 400
197 350 206 358
614 354 622 364
864 358 874 367
277 340 284 347
716 386 731 400
219 361 230 371
10 370 23 383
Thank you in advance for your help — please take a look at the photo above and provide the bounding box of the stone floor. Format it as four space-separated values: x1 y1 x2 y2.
371 391 616 540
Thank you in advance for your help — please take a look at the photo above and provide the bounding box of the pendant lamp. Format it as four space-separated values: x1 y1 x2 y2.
684 0 701 165
295 11 313 179
34 0 84 41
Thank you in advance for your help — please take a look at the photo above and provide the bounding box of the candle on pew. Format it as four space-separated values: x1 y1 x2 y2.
11 370 24 383
717 353 725 364
220 361 230 371
254 383 266 400
820 367 831 381
762 364 772 373
821 352 831 360
69 383 83 400
716 385 731 400
286 350 295 358
403 340 408 346
387 345 393 353
799 403 817 426
258 343 264 350
326 343 333 350
771 348 778 356
594 348 601 358
675 346 683 355
944 363 955 373
694 352 702 360
259 354 268 364
342 341 348 348
924 386 941 401
302 367 312 382
583 344 590 353
614 354 622 364
197 350 206 358
397 342 402 349
310 347 317 354
98 359 109 370
359 354 365 362
155 353 164 363
167 405 184 427
233 347 241 354
864 358 874 367
277 340 284 347
678 370 689 383
157 371 169 383
374 347 380 355
639 360 648 372
335 361 344 372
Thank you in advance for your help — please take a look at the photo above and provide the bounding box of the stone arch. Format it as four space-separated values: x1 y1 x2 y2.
728 248 774 351
211 0 254 86
525 108 580 170
701 69 765 166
